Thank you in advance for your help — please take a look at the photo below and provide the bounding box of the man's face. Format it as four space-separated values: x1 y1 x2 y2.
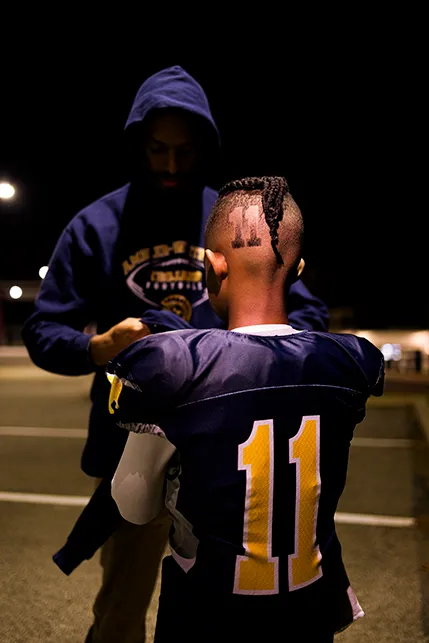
143 110 202 192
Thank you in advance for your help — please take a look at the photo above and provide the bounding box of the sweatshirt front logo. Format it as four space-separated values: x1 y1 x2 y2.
122 241 207 322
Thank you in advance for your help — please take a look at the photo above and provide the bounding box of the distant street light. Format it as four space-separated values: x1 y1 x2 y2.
0 182 16 200
39 266 49 279
9 286 23 299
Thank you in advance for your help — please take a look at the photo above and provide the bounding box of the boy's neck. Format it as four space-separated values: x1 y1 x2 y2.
227 287 289 331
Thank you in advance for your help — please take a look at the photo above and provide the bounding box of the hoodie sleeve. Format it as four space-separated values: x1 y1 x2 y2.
21 219 101 376
288 280 329 331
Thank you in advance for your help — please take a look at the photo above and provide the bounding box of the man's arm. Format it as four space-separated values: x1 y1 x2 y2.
288 280 329 331
22 221 149 375
21 224 99 375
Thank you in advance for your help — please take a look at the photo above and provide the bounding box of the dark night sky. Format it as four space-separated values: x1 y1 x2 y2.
0 33 425 329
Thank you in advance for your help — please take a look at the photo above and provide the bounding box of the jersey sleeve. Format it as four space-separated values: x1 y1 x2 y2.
107 332 193 524
332 334 385 397
106 331 194 426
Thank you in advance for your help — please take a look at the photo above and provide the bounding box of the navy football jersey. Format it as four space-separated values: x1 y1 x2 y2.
108 325 384 634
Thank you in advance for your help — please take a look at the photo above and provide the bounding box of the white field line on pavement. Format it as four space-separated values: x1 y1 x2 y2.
0 492 89 506
368 394 429 450
334 512 416 528
0 426 87 438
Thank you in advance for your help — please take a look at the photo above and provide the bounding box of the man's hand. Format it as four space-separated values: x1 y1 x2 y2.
89 318 151 366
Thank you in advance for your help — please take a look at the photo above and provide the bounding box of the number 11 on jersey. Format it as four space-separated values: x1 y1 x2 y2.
233 416 322 595
233 420 279 595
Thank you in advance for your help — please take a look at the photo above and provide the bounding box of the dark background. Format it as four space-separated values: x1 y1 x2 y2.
0 30 424 329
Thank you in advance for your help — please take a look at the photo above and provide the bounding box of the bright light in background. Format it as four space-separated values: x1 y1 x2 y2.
391 344 402 361
381 343 394 361
0 182 16 200
351 330 429 356
381 343 402 361
39 266 49 279
9 286 23 300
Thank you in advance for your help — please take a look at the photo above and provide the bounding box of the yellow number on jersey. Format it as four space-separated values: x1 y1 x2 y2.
234 416 322 594
289 416 322 590
233 420 279 594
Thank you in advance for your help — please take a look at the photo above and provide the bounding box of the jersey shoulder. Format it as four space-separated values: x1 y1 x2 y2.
310 332 385 396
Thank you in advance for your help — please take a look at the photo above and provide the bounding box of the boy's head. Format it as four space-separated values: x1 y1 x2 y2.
204 176 305 322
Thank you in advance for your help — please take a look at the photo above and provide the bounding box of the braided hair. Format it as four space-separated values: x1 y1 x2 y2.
218 176 289 265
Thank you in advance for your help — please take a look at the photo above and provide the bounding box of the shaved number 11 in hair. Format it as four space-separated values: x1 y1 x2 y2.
228 206 262 249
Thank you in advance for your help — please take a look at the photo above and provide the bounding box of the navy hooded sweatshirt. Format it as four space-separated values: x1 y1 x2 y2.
22 65 328 477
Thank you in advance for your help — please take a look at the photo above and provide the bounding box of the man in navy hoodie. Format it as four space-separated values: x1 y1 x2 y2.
22 66 329 643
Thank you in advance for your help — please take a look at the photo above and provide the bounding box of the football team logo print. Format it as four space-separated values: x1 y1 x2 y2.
123 241 208 319
161 294 193 321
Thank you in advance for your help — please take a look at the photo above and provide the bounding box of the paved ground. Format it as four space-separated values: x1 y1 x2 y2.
0 353 428 642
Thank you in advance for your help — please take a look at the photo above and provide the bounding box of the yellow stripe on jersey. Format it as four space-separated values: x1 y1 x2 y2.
107 373 123 415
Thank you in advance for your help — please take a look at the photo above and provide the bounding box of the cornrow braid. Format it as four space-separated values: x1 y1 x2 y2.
219 176 289 265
